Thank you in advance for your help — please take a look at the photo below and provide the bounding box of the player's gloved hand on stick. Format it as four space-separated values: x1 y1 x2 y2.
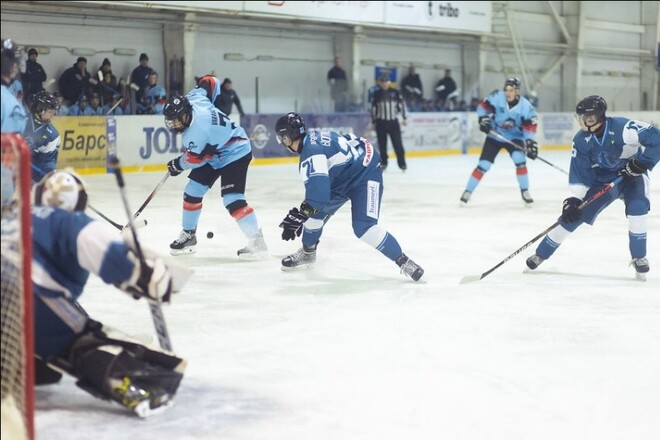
478 116 492 134
525 139 539 160
117 254 173 304
279 207 308 241
167 157 184 177
561 197 582 223
620 157 646 178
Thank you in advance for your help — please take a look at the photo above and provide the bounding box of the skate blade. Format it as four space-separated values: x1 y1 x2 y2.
169 246 196 256
635 272 647 281
523 202 534 208
281 263 314 272
237 250 269 261
133 398 174 418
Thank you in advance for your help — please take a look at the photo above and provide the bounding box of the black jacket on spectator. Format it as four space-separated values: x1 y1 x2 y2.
23 59 47 101
58 63 91 106
131 65 154 103
217 88 245 116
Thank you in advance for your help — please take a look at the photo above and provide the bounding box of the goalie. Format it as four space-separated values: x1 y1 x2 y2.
31 170 185 417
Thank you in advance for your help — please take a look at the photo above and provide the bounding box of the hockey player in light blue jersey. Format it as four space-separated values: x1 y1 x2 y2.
460 77 539 206
275 112 424 281
26 170 185 416
164 88 267 259
526 95 660 280
1 38 27 133
24 90 61 182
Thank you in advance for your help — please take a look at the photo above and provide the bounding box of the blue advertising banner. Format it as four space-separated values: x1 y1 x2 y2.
243 113 372 158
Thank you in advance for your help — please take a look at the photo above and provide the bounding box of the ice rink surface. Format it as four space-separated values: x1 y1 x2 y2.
35 152 659 440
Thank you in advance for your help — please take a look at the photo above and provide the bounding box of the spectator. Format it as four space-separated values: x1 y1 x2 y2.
327 56 348 112
137 71 167 115
69 95 95 116
370 73 408 171
400 65 423 111
23 47 47 102
434 69 457 110
105 94 124 115
130 52 153 104
88 93 105 115
96 58 118 104
58 56 91 106
1 38 27 133
54 92 70 116
216 78 245 117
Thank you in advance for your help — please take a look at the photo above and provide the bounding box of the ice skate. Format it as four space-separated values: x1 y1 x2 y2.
630 257 649 281
237 229 268 260
396 254 424 281
525 254 544 270
169 230 197 256
459 190 471 207
521 189 534 207
281 246 316 271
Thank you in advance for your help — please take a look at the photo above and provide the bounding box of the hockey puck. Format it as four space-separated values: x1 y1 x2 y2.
207 231 214 239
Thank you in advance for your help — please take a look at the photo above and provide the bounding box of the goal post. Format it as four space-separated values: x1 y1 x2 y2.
1 133 35 440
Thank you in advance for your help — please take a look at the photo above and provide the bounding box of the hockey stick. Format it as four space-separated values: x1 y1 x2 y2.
109 157 173 351
124 171 170 229
460 175 624 284
105 97 123 115
489 130 569 175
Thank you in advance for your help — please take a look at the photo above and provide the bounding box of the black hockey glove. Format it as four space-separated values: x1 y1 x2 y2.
525 139 539 160
478 116 492 134
621 157 647 178
117 254 173 304
167 157 184 177
279 207 308 241
561 197 582 224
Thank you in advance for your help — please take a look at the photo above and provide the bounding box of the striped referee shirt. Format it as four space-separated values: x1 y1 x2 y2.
370 87 407 123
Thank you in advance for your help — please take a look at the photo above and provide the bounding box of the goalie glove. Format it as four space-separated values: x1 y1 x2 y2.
167 156 184 177
621 157 647 178
478 116 492 134
279 207 308 241
117 252 173 304
525 139 539 160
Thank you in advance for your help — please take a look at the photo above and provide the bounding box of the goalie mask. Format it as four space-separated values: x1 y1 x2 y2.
33 170 88 212
163 95 192 133
275 112 306 154
575 95 607 132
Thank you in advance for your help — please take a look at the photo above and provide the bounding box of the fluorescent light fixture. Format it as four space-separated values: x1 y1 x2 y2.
114 48 136 56
224 53 245 61
24 45 50 55
72 48 95 56
433 64 446 70
385 61 400 67
361 59 376 66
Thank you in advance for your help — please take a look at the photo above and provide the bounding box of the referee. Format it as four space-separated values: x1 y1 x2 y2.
370 73 408 171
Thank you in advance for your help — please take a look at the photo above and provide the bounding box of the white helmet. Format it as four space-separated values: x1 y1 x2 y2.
32 170 88 211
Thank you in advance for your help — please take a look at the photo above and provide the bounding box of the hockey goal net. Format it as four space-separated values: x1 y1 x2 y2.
1 134 34 440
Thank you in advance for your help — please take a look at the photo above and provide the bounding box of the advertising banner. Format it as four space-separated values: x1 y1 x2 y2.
384 1 492 33
244 1 385 25
243 113 372 158
114 115 182 170
53 116 108 171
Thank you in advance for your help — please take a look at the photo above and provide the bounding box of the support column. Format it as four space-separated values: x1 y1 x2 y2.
183 12 198 93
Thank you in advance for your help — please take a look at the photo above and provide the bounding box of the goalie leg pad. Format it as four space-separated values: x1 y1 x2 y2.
61 330 185 416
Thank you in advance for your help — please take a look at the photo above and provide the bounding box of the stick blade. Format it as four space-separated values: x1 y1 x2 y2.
459 274 483 285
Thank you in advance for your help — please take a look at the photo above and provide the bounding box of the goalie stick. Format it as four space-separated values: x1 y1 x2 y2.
109 157 173 351
460 176 624 284
489 129 569 176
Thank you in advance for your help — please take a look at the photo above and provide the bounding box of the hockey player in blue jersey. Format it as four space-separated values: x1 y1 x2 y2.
460 77 539 206
526 95 660 280
275 112 424 281
1 38 27 133
28 170 185 416
164 89 267 258
24 90 61 182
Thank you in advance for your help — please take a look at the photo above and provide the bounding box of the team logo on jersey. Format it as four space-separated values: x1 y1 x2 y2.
501 118 516 130
249 124 270 149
